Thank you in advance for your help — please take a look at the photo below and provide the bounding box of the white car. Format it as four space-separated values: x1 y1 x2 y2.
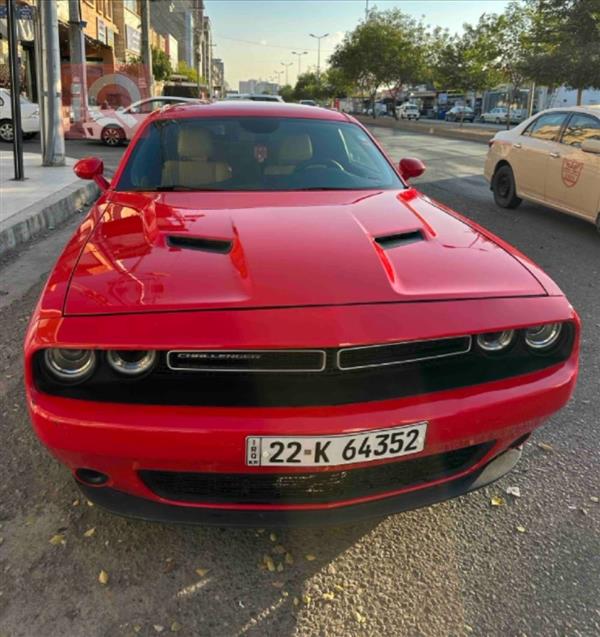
481 107 514 124
484 106 600 231
84 96 200 146
0 88 40 142
398 103 420 120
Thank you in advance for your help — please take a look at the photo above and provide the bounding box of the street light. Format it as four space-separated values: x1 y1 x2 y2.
281 61 293 86
291 51 308 77
309 33 329 79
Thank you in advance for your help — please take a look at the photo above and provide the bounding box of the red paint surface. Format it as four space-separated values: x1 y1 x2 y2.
24 102 580 513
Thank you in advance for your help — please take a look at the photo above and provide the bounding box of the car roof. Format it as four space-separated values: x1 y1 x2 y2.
152 100 349 121
533 105 600 117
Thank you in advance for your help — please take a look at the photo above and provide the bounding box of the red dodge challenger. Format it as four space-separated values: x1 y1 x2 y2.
24 102 579 525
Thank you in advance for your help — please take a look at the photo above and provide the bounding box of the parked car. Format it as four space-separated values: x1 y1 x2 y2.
481 107 511 124
485 105 600 231
398 103 420 120
299 99 317 106
25 101 579 525
509 108 529 124
0 88 40 142
83 96 200 146
445 105 475 122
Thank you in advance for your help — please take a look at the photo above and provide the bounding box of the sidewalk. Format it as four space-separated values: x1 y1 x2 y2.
0 150 99 256
355 115 498 145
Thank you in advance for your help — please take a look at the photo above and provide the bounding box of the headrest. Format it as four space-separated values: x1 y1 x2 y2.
277 134 313 163
178 127 213 159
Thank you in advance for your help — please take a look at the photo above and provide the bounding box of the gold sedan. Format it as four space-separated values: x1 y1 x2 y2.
484 106 600 232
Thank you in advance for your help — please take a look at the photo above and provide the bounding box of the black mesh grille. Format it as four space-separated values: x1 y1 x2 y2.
139 443 492 505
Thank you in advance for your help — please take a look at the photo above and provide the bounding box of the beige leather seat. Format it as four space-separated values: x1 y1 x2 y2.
264 134 313 176
162 128 231 187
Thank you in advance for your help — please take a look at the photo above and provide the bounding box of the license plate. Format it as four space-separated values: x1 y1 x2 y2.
245 422 427 467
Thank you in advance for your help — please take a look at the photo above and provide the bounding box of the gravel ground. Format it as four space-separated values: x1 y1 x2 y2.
0 132 598 637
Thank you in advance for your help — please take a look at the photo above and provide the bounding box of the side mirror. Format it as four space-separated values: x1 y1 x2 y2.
399 157 426 181
74 156 109 191
581 139 600 155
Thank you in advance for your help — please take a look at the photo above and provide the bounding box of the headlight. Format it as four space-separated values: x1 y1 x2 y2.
44 349 97 383
106 350 157 376
476 330 515 352
525 323 562 350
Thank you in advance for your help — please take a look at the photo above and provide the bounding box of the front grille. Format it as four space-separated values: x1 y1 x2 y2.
139 443 492 505
167 349 326 372
34 323 574 407
338 336 471 370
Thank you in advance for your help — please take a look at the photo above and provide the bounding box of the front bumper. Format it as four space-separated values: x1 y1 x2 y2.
25 296 579 524
78 446 522 526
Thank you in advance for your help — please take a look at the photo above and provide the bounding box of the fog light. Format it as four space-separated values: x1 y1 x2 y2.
476 330 515 352
525 323 562 350
75 468 109 485
44 349 96 383
107 349 157 376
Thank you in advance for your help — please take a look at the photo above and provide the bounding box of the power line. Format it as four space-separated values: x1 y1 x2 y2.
214 34 336 54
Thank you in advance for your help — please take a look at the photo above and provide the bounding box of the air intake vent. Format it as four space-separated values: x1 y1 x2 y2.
167 235 232 254
375 230 424 249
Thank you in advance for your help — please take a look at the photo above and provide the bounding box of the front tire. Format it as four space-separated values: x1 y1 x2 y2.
0 119 14 142
492 165 522 209
101 125 124 146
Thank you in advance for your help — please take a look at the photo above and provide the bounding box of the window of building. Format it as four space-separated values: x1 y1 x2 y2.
124 0 140 14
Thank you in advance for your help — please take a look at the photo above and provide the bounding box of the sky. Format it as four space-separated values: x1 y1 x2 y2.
204 0 510 89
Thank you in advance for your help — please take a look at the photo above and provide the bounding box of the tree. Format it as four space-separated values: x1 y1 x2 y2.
522 0 600 105
151 47 172 82
278 84 294 102
128 47 172 82
176 60 199 84
328 19 386 114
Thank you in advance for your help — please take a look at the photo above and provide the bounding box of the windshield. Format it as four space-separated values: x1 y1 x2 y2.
116 116 403 192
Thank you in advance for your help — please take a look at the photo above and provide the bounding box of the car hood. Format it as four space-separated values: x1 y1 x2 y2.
64 189 546 315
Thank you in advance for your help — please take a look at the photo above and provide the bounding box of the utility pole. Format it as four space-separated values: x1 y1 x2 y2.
291 51 308 78
39 0 65 166
68 0 88 128
140 0 154 97
309 33 329 80
281 61 293 86
365 0 369 21
6 0 24 179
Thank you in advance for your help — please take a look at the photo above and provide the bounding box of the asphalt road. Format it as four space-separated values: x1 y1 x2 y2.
0 131 598 637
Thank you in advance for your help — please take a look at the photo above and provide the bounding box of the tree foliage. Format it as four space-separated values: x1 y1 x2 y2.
324 0 599 107
176 60 199 83
522 0 600 103
328 9 430 101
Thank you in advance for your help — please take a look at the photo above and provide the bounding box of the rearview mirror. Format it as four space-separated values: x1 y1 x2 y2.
399 157 426 181
74 156 109 191
581 139 600 155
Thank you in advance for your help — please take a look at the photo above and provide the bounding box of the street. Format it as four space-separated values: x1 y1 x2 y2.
0 128 598 637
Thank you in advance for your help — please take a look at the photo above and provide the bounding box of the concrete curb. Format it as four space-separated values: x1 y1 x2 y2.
0 180 99 257
355 115 497 145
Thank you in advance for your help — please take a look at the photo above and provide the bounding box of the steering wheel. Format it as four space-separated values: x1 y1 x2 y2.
295 158 345 173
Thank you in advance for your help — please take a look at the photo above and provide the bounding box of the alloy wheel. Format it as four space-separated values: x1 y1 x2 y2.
0 121 14 142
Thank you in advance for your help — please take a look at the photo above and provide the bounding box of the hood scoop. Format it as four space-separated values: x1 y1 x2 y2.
167 235 233 254
374 230 425 250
